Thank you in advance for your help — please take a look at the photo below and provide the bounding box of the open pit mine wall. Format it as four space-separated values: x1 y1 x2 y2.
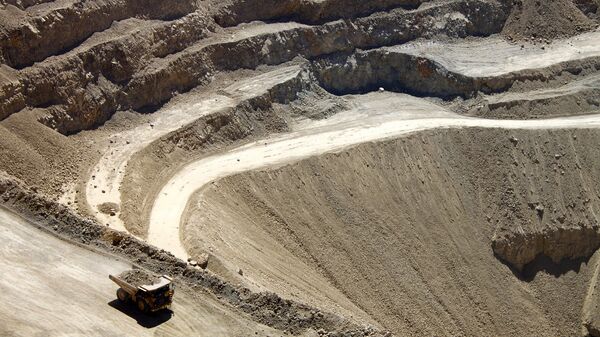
189 127 600 336
0 0 197 69
0 171 389 337
201 128 600 275
312 49 600 99
212 0 422 26
0 0 53 9
0 0 512 134
120 66 311 236
0 0 423 70
484 127 600 272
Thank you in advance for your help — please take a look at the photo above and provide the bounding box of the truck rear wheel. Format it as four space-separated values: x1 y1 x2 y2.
116 288 129 302
137 298 150 314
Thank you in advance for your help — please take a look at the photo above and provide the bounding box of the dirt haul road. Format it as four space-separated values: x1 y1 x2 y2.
86 64 302 232
147 92 600 261
393 30 600 77
88 29 600 235
84 29 600 252
0 206 281 337
139 30 600 259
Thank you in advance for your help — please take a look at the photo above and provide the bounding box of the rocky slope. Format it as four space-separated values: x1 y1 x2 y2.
191 128 600 336
0 0 511 134
2 0 600 336
0 171 386 336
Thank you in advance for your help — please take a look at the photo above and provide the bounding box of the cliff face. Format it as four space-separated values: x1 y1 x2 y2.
0 0 512 134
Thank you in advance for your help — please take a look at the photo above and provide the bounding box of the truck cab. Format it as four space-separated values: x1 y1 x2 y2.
136 276 174 313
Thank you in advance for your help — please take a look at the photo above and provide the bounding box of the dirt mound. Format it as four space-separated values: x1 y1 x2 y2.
502 0 596 41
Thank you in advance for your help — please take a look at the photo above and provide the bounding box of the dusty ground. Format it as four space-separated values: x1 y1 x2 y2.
0 206 282 337
2 0 600 336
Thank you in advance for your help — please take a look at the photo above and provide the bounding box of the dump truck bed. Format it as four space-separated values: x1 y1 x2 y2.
109 274 137 296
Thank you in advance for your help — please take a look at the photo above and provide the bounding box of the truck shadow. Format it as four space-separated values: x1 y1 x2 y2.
108 300 173 328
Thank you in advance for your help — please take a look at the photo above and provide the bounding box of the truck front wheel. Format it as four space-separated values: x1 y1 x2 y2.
137 298 150 314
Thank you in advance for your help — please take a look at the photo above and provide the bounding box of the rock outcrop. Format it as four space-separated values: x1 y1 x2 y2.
0 0 511 134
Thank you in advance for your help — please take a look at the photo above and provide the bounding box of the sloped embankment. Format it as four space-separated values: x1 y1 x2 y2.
189 128 600 336
0 171 387 336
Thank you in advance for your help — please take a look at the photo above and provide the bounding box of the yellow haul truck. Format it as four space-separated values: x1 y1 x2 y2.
109 274 174 313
